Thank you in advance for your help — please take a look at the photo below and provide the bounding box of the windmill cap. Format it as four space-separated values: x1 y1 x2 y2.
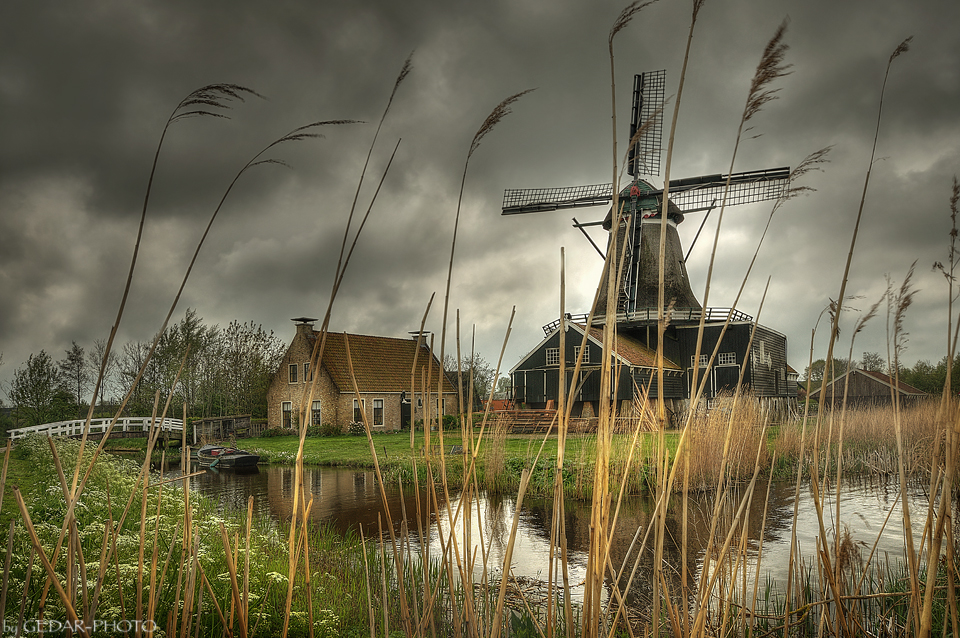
602 180 684 230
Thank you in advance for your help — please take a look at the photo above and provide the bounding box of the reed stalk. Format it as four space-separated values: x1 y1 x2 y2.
693 279 771 633
344 332 414 635
69 83 262 497
832 297 882 594
12 487 82 631
649 5 701 627
0 520 13 623
0 440 10 515
219 522 248 638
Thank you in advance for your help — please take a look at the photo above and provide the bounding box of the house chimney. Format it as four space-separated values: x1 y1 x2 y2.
292 317 318 337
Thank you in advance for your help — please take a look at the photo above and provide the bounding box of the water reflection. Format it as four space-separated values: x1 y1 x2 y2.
183 464 948 605
183 463 435 536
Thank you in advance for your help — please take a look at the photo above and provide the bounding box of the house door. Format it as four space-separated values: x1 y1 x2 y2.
712 366 740 396
401 400 411 430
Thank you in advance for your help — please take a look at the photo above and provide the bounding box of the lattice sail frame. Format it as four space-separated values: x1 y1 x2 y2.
628 70 666 178
502 183 613 214
501 167 790 215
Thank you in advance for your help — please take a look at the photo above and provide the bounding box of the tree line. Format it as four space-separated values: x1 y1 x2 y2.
1 309 285 429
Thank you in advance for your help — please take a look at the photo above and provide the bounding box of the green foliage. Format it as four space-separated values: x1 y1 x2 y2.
897 355 960 394
509 611 539 637
803 357 851 382
58 341 90 419
8 350 71 427
443 352 497 409
116 309 284 419
860 350 886 372
3 435 389 637
260 427 298 438
306 423 342 437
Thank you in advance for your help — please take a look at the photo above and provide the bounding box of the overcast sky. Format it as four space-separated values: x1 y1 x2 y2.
2 0 959 399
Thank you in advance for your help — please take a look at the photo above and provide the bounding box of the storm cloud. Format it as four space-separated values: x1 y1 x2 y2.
2 0 958 394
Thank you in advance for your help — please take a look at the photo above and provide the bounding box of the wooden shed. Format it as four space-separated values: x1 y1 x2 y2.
807 369 927 408
193 414 261 443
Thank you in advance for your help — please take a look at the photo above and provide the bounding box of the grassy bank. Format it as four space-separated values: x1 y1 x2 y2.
232 397 945 498
239 428 680 498
0 435 395 637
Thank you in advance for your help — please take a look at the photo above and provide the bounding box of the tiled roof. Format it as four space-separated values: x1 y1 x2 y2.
809 368 926 397
859 369 926 395
317 331 456 394
583 326 681 370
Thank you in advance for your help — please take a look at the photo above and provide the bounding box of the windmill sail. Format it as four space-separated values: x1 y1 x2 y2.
627 70 665 177
501 167 790 215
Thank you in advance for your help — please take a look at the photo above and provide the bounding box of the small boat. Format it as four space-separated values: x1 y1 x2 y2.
196 443 260 468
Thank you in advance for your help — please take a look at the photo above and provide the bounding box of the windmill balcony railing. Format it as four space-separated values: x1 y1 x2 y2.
8 417 184 441
542 307 754 335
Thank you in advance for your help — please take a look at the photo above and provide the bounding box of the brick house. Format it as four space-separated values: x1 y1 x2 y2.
266 318 458 432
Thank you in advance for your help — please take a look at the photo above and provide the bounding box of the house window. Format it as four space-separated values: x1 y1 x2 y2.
373 399 384 426
435 398 446 416
575 345 590 364
718 352 736 366
311 400 322 426
288 363 298 384
546 348 560 366
691 354 708 368
304 362 311 382
282 402 292 428
353 399 365 422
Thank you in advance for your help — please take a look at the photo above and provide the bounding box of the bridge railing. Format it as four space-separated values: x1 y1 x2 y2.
8 417 184 441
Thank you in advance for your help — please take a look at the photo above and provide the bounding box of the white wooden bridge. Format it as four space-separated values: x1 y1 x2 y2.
8 417 184 441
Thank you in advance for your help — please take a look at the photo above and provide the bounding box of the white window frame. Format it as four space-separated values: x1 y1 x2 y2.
435 398 446 416
691 354 708 368
304 362 311 382
546 348 560 366
288 363 298 384
353 399 365 422
311 400 322 426
718 352 736 366
281 401 293 428
575 345 590 364
373 399 384 426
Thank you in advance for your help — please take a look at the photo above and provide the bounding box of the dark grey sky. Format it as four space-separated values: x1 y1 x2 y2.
2 0 958 397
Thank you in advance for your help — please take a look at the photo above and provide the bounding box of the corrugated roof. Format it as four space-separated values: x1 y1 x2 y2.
317 331 456 394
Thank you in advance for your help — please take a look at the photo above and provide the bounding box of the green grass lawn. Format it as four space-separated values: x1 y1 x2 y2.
238 429 680 468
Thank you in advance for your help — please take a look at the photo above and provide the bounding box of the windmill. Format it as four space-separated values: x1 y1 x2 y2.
502 70 790 326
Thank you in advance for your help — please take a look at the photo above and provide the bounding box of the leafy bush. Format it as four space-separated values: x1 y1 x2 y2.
318 422 343 437
260 427 297 438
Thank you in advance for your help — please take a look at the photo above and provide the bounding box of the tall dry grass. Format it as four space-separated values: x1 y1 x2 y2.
773 400 944 477
682 395 770 490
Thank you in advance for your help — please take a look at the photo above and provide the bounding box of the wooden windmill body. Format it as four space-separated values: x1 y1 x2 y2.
505 71 799 420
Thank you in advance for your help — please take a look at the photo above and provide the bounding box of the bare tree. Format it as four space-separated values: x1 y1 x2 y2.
87 338 118 410
59 341 90 419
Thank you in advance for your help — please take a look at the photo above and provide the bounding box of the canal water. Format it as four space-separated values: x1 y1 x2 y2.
176 462 946 604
